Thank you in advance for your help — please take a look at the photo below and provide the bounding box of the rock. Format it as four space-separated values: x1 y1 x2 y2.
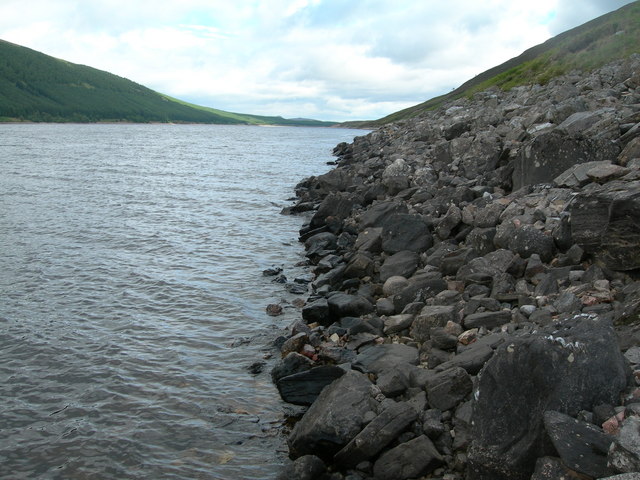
276 455 326 480
344 252 375 279
376 368 410 397
276 365 346 406
543 410 615 479
266 303 283 316
512 130 620 190
288 370 376 459
272 352 314 382
411 305 458 342
309 193 356 229
281 332 309 357
334 401 418 467
425 366 473 411
435 343 494 375
360 201 408 228
554 160 613 188
392 277 448 313
380 250 420 282
302 298 330 325
354 227 383 253
508 225 555 262
380 214 433 254
467 316 628 480
372 435 443 480
529 456 580 480
383 314 415 335
463 310 512 330
327 293 374 320
353 343 420 375
571 180 640 270
382 276 409 296
609 416 640 473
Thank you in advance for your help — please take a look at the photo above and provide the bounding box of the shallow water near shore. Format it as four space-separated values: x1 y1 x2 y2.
0 123 364 479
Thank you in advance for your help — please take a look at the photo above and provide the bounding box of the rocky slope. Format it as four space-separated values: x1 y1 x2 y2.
270 54 640 480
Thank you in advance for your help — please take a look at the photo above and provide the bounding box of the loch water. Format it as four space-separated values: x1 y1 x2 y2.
0 124 365 480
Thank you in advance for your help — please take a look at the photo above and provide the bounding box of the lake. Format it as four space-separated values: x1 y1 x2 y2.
0 123 365 479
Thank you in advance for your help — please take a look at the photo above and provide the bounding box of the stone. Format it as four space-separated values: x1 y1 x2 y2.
272 352 315 382
304 232 338 257
281 332 309 357
359 201 409 228
376 368 411 397
463 310 512 330
411 305 458 342
392 277 448 313
372 435 443 480
334 401 418 467
354 227 383 253
276 455 326 480
380 214 433 254
508 225 555 262
379 251 420 282
609 416 640 473
327 293 374 320
467 316 628 480
430 327 459 351
512 130 620 190
288 370 376 459
382 276 409 296
554 160 613 188
309 192 356 229
529 456 579 480
425 366 473 411
465 227 497 256
571 180 640 270
383 314 415 335
353 344 420 375
276 365 346 406
435 343 494 375
543 410 615 479
302 298 330 325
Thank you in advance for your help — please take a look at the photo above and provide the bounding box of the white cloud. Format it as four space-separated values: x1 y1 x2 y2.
0 0 634 121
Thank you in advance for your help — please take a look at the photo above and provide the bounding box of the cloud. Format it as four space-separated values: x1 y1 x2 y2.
0 0 634 121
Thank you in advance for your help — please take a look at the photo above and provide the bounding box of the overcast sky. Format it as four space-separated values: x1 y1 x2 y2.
0 0 636 121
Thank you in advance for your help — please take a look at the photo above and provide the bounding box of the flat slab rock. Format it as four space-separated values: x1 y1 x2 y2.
352 343 419 375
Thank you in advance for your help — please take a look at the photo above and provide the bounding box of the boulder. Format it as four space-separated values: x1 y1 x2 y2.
354 227 383 253
609 416 640 473
327 293 374 320
380 250 420 282
302 298 330 324
467 316 628 480
353 343 420 375
380 214 433 254
276 366 346 406
333 401 418 467
372 435 443 480
424 366 473 411
543 410 615 479
570 180 640 270
309 192 356 229
463 310 512 330
276 455 326 480
360 201 408 228
411 305 458 342
508 225 555 262
288 370 376 459
512 130 620 190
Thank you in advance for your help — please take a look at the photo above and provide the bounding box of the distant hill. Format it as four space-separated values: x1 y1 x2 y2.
344 1 640 128
0 39 336 126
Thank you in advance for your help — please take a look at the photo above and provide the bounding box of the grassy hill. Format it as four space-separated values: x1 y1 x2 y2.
345 1 640 128
0 39 336 126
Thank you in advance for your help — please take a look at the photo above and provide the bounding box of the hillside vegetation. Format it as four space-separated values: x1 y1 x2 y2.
345 1 640 128
0 40 336 126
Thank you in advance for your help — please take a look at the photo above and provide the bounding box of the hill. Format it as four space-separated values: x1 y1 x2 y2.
0 39 336 126
344 1 640 128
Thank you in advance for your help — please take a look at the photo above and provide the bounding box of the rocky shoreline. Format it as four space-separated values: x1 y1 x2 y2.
269 55 640 480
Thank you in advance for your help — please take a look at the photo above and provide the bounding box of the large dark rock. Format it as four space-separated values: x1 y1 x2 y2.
467 316 628 480
360 201 408 228
424 366 473 411
353 343 419 375
372 435 443 480
327 293 374 320
543 410 615 479
380 214 433 254
288 370 376 459
334 401 418 467
276 366 346 406
380 250 420 282
570 180 640 270
309 192 357 229
302 298 330 324
508 225 555 262
609 416 640 473
276 455 326 480
512 131 620 190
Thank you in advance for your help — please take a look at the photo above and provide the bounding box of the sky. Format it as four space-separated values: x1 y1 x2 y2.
0 0 636 121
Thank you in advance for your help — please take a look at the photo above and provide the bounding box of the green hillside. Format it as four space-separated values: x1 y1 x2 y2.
0 39 336 126
346 1 640 128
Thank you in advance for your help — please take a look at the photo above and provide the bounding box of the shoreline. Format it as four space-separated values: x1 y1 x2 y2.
271 56 640 480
